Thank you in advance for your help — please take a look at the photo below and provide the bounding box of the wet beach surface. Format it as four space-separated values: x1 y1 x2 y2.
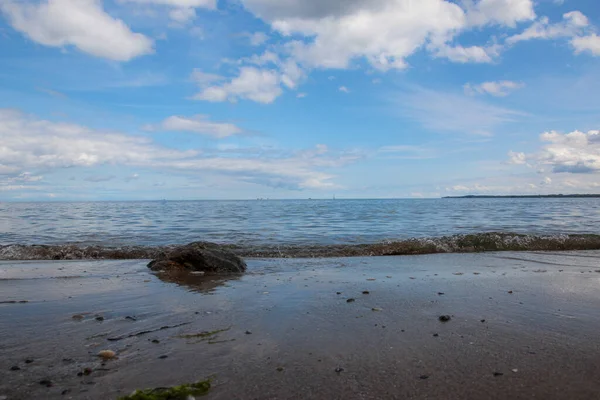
2 252 600 399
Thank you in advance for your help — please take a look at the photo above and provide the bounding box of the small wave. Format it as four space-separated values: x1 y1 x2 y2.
2 232 600 260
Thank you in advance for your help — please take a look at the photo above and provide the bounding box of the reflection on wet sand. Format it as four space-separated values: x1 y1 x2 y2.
153 270 242 294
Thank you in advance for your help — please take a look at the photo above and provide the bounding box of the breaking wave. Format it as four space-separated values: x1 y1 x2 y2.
2 232 600 260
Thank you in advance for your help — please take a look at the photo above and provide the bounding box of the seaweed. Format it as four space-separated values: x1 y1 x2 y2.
118 379 211 400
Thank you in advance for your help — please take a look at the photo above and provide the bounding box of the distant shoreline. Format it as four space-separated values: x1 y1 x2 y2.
443 194 600 199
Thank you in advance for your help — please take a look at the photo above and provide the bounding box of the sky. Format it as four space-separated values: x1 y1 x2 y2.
0 0 599 201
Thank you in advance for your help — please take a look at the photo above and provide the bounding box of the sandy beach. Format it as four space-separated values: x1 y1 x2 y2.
2 251 600 399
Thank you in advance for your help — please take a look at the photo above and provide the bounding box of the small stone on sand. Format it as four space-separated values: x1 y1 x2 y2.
362 291 370 295
438 315 451 322
245 330 252 335
10 366 20 371
419 375 429 380
346 298 355 303
97 350 116 360
493 372 504 377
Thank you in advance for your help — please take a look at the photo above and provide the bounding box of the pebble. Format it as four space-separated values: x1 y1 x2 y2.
335 367 344 373
481 319 486 323
362 291 370 295
39 379 53 387
95 316 104 322
512 369 518 373
346 298 355 303
10 366 20 371
419 375 429 380
276 367 284 372
158 355 168 359
245 330 252 335
371 307 382 312
97 350 116 360
508 291 513 294
336 292 342 295
493 372 504 377
433 333 439 337
25 359 33 364
438 315 451 322
437 292 445 295
151 339 160 344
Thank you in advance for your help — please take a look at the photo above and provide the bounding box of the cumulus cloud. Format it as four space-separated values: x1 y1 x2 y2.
464 80 525 97
0 109 352 191
571 34 600 56
464 0 535 28
507 10 594 55
246 31 269 46
509 129 600 174
0 0 154 61
145 115 244 138
338 86 350 93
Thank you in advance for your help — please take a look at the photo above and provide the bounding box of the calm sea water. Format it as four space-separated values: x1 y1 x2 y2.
0 198 599 247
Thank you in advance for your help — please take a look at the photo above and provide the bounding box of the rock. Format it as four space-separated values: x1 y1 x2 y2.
419 375 429 380
335 367 344 373
10 366 20 371
371 307 382 312
159 355 168 359
346 298 355 303
276 367 284 372
151 339 160 344
95 316 104 322
493 372 504 377
97 350 116 360
245 330 252 335
25 359 33 364
148 242 246 274
83 368 93 376
433 333 439 337
362 291 370 295
72 314 84 321
438 315 451 322
481 319 486 323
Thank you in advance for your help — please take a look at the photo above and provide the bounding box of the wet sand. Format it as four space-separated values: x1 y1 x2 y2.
2 251 600 399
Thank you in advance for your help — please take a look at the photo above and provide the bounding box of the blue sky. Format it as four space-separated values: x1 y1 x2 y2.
0 0 599 200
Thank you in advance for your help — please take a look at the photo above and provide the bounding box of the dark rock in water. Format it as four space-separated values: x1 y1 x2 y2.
148 242 246 274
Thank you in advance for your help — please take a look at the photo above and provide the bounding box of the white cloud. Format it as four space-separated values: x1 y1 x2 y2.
464 0 536 28
193 67 283 104
297 92 307 98
432 44 498 63
510 129 600 174
0 109 351 191
246 31 269 46
571 34 600 56
507 150 527 164
119 0 216 24
145 115 244 138
338 86 350 93
0 0 154 61
507 11 590 45
464 80 525 97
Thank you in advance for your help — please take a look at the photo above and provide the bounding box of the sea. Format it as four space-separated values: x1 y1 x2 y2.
1 198 599 248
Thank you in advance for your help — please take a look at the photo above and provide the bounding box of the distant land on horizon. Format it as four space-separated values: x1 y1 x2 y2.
443 194 600 199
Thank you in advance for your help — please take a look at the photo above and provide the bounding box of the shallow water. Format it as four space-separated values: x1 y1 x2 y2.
2 252 600 399
1 198 600 247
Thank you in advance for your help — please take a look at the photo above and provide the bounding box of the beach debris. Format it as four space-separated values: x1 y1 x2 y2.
118 379 211 400
366 278 376 281
83 368 93 376
419 375 429 380
108 322 191 341
245 330 252 335
125 316 137 321
473 272 480 275
335 367 344 373
0 300 28 304
438 315 451 322
362 291 370 295
453 272 463 276
512 369 518 373
493 372 504 377
386 276 392 278
39 379 53 387
147 242 246 273
72 314 85 321
97 350 116 360
10 366 20 371
178 327 230 343
372 307 382 312
437 292 445 296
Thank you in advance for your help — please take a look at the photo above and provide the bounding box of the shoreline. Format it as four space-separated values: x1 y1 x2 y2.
2 251 600 399
3 232 600 261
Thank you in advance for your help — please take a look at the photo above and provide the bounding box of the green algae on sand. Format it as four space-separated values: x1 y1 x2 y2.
118 379 211 400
